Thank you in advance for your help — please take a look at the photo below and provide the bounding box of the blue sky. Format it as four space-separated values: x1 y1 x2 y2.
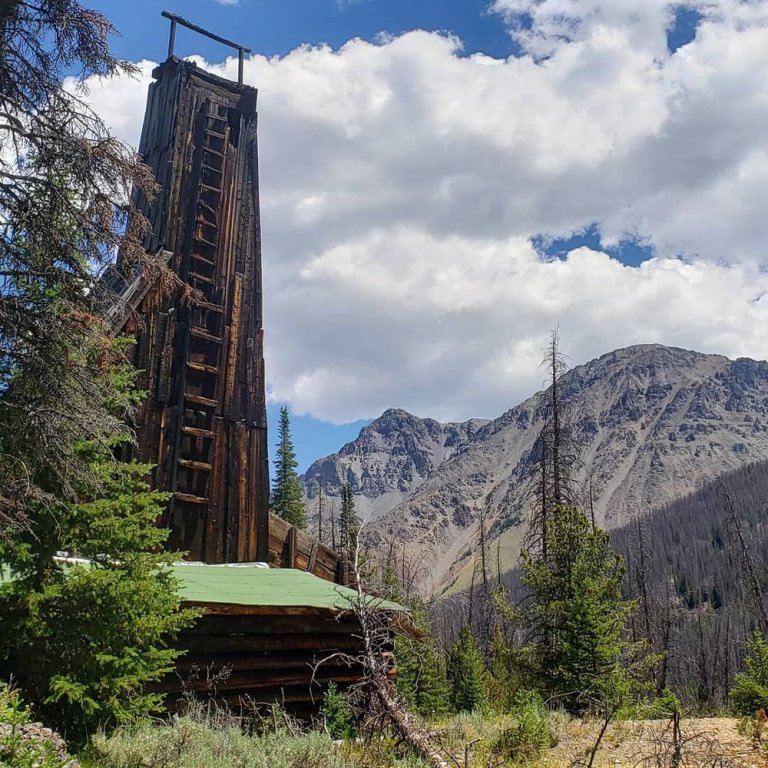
93 0 517 62
84 1 768 473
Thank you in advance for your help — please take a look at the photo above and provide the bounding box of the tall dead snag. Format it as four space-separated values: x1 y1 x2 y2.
720 481 768 631
317 483 324 544
525 329 580 561
472 505 496 660
325 536 452 768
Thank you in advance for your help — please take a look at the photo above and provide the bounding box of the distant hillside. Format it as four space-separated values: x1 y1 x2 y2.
473 460 768 708
302 345 768 593
612 460 768 612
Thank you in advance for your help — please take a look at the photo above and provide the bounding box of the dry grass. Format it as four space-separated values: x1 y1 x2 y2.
541 718 767 768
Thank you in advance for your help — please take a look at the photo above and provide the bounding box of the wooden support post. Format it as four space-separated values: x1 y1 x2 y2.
287 525 297 569
307 543 318 575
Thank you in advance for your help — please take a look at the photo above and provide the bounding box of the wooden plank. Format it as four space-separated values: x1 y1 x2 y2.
286 525 297 569
189 327 223 343
187 361 219 374
307 543 318 574
153 669 362 694
185 393 218 408
181 426 214 438
178 459 213 472
174 492 208 505
182 601 347 618
184 614 360 636
207 417 227 563
236 425 250 561
176 633 364 653
175 651 363 674
165 687 330 711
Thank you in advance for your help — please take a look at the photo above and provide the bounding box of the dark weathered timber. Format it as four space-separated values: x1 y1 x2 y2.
151 603 399 716
121 57 269 562
268 512 342 581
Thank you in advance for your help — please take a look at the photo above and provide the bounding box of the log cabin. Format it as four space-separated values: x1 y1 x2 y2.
157 563 403 718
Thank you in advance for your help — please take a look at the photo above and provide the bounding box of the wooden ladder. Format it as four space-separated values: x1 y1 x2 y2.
173 102 230 510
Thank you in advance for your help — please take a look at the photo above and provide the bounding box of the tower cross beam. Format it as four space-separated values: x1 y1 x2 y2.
161 10 251 85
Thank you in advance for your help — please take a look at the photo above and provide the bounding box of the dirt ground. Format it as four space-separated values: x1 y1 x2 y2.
543 718 767 768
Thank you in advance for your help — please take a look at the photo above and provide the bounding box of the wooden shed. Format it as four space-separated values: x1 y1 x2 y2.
157 563 404 717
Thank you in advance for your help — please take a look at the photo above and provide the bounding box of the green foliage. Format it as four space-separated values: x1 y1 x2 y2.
319 683 356 740
395 625 451 718
641 688 682 719
339 484 359 558
519 504 638 714
88 712 345 768
731 631 768 716
0 1 161 531
383 563 450 719
495 689 554 764
487 617 519 712
271 407 306 529
0 685 71 768
447 625 489 714
0 350 197 743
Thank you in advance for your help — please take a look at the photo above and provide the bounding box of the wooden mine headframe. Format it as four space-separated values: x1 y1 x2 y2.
118 18 268 563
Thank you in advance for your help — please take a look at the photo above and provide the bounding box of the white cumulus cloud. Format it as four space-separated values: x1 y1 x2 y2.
81 1 768 423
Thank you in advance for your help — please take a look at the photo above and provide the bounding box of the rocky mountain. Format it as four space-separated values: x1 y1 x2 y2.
301 409 489 522
301 345 768 593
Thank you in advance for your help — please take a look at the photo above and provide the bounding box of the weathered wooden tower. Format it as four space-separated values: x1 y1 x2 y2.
119 23 269 563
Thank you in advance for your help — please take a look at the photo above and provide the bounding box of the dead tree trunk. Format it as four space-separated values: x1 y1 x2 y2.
721 481 768 631
349 539 452 768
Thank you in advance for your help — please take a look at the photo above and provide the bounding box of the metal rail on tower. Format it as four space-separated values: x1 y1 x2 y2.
161 10 251 86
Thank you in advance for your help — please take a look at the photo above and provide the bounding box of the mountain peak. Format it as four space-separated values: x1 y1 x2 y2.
302 344 768 594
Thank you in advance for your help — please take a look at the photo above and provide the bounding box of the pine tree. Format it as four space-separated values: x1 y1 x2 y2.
0 345 196 742
519 504 636 713
339 483 358 557
731 630 768 715
447 625 489 713
271 406 306 529
392 585 451 719
526 329 580 562
0 1 167 531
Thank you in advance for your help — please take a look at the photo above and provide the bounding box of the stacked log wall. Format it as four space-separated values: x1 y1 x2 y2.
268 512 343 582
154 604 388 718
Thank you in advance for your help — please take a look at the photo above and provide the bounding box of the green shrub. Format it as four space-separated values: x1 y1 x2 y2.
320 682 356 740
0 355 198 743
644 688 682 719
89 710 345 768
732 631 768 716
495 690 554 763
395 632 451 719
0 684 72 768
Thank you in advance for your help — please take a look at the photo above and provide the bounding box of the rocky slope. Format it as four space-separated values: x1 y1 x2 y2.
302 408 489 522
301 345 768 593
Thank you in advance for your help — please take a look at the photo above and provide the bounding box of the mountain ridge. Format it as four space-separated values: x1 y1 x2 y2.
301 344 768 592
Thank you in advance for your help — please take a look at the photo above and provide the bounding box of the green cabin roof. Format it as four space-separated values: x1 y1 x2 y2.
173 562 403 612
2 560 404 613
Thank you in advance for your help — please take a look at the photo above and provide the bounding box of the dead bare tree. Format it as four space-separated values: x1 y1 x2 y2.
524 329 581 562
315 531 454 768
317 482 324 544
720 481 768 631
